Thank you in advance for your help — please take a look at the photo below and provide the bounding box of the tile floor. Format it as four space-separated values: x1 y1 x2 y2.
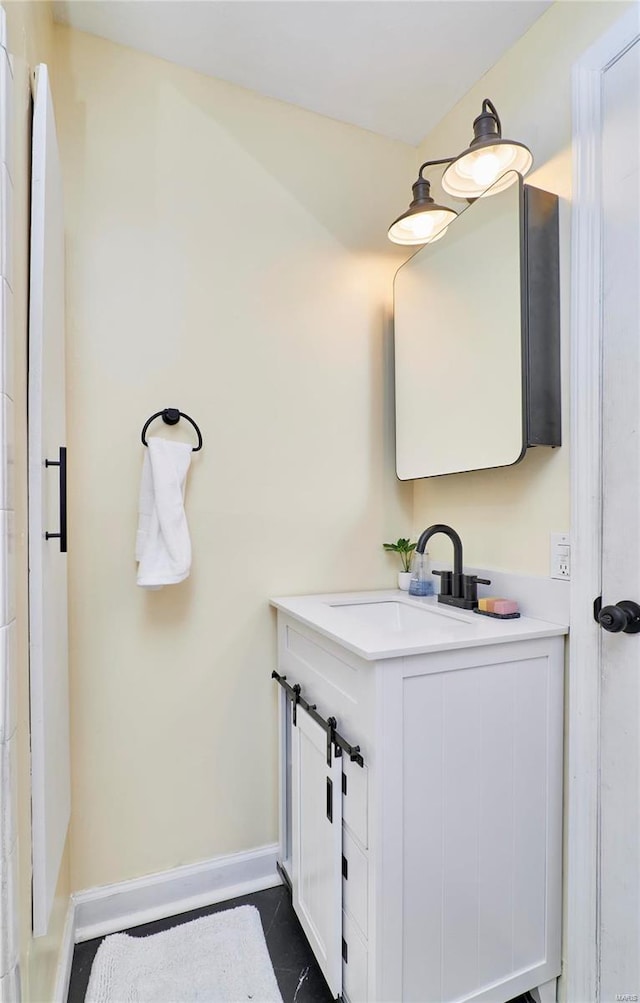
67 882 537 1002
67 885 332 1003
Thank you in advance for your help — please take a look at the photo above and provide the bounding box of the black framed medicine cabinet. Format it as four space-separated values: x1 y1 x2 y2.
393 171 561 480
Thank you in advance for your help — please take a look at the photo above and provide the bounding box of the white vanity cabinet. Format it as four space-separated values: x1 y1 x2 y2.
273 593 567 1003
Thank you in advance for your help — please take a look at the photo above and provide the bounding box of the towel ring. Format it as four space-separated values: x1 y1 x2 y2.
141 408 203 452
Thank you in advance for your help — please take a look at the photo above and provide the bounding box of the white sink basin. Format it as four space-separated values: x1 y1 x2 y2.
329 599 470 632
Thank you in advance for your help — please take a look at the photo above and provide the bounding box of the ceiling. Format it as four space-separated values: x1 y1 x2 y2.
53 0 552 146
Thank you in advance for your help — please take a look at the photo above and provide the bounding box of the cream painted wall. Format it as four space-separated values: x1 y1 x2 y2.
50 0 632 905
52 25 413 892
2 2 71 1000
411 0 631 576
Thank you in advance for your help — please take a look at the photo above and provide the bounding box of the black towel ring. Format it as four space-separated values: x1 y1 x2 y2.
141 408 203 452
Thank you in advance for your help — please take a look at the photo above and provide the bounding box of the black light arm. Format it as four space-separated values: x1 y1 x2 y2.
417 156 456 180
481 98 501 134
415 100 501 181
415 99 502 180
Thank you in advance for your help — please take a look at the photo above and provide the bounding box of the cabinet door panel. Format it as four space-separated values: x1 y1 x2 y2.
343 758 368 849
343 828 368 939
401 655 561 1002
343 910 368 1003
291 704 343 998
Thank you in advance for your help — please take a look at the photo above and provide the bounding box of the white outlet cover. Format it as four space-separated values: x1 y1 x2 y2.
550 532 571 580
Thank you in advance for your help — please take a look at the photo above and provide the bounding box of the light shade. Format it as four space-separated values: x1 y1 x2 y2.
441 99 532 200
388 177 457 246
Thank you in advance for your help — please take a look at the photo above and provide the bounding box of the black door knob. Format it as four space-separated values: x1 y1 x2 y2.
597 600 640 634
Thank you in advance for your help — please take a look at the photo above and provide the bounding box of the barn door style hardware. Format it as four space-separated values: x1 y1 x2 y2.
44 446 67 553
271 670 364 767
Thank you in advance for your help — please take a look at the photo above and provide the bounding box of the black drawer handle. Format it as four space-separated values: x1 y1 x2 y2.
45 446 67 553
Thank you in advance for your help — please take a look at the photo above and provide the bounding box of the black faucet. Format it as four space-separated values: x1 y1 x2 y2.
415 523 490 609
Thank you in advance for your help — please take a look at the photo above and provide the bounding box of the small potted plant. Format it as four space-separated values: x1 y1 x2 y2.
383 537 416 591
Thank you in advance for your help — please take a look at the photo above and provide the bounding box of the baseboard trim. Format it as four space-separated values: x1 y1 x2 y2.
52 901 76 1003
73 843 281 944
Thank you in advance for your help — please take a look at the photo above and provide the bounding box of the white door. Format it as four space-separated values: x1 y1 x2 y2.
598 36 640 1000
28 63 70 938
291 703 343 998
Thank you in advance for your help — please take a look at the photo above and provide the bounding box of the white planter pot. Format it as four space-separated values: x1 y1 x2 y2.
398 572 412 591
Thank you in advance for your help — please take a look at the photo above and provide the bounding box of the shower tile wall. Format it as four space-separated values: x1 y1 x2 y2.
0 7 19 999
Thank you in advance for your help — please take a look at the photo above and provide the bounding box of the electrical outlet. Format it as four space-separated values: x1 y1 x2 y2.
550 532 571 580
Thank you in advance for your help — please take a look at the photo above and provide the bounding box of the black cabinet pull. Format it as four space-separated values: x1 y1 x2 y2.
326 777 333 823
45 446 67 554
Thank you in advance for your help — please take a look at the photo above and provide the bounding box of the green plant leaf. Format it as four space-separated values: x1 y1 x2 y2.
383 537 417 571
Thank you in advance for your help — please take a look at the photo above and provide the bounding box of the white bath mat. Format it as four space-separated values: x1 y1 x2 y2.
86 905 284 1003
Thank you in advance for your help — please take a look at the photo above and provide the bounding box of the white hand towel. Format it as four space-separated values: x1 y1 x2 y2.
136 438 193 588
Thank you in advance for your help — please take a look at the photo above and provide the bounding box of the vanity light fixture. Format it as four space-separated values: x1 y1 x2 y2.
388 99 533 244
441 98 533 199
387 161 458 246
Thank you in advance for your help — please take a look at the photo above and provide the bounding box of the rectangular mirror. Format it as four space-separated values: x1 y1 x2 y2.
393 172 560 480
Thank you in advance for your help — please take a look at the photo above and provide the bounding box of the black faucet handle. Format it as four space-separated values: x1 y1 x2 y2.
432 569 452 596
462 574 492 604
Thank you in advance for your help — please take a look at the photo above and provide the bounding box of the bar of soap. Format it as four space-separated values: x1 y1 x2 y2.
491 599 519 615
478 596 506 611
478 597 519 615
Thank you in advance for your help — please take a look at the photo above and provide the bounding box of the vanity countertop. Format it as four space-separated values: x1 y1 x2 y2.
270 590 568 661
